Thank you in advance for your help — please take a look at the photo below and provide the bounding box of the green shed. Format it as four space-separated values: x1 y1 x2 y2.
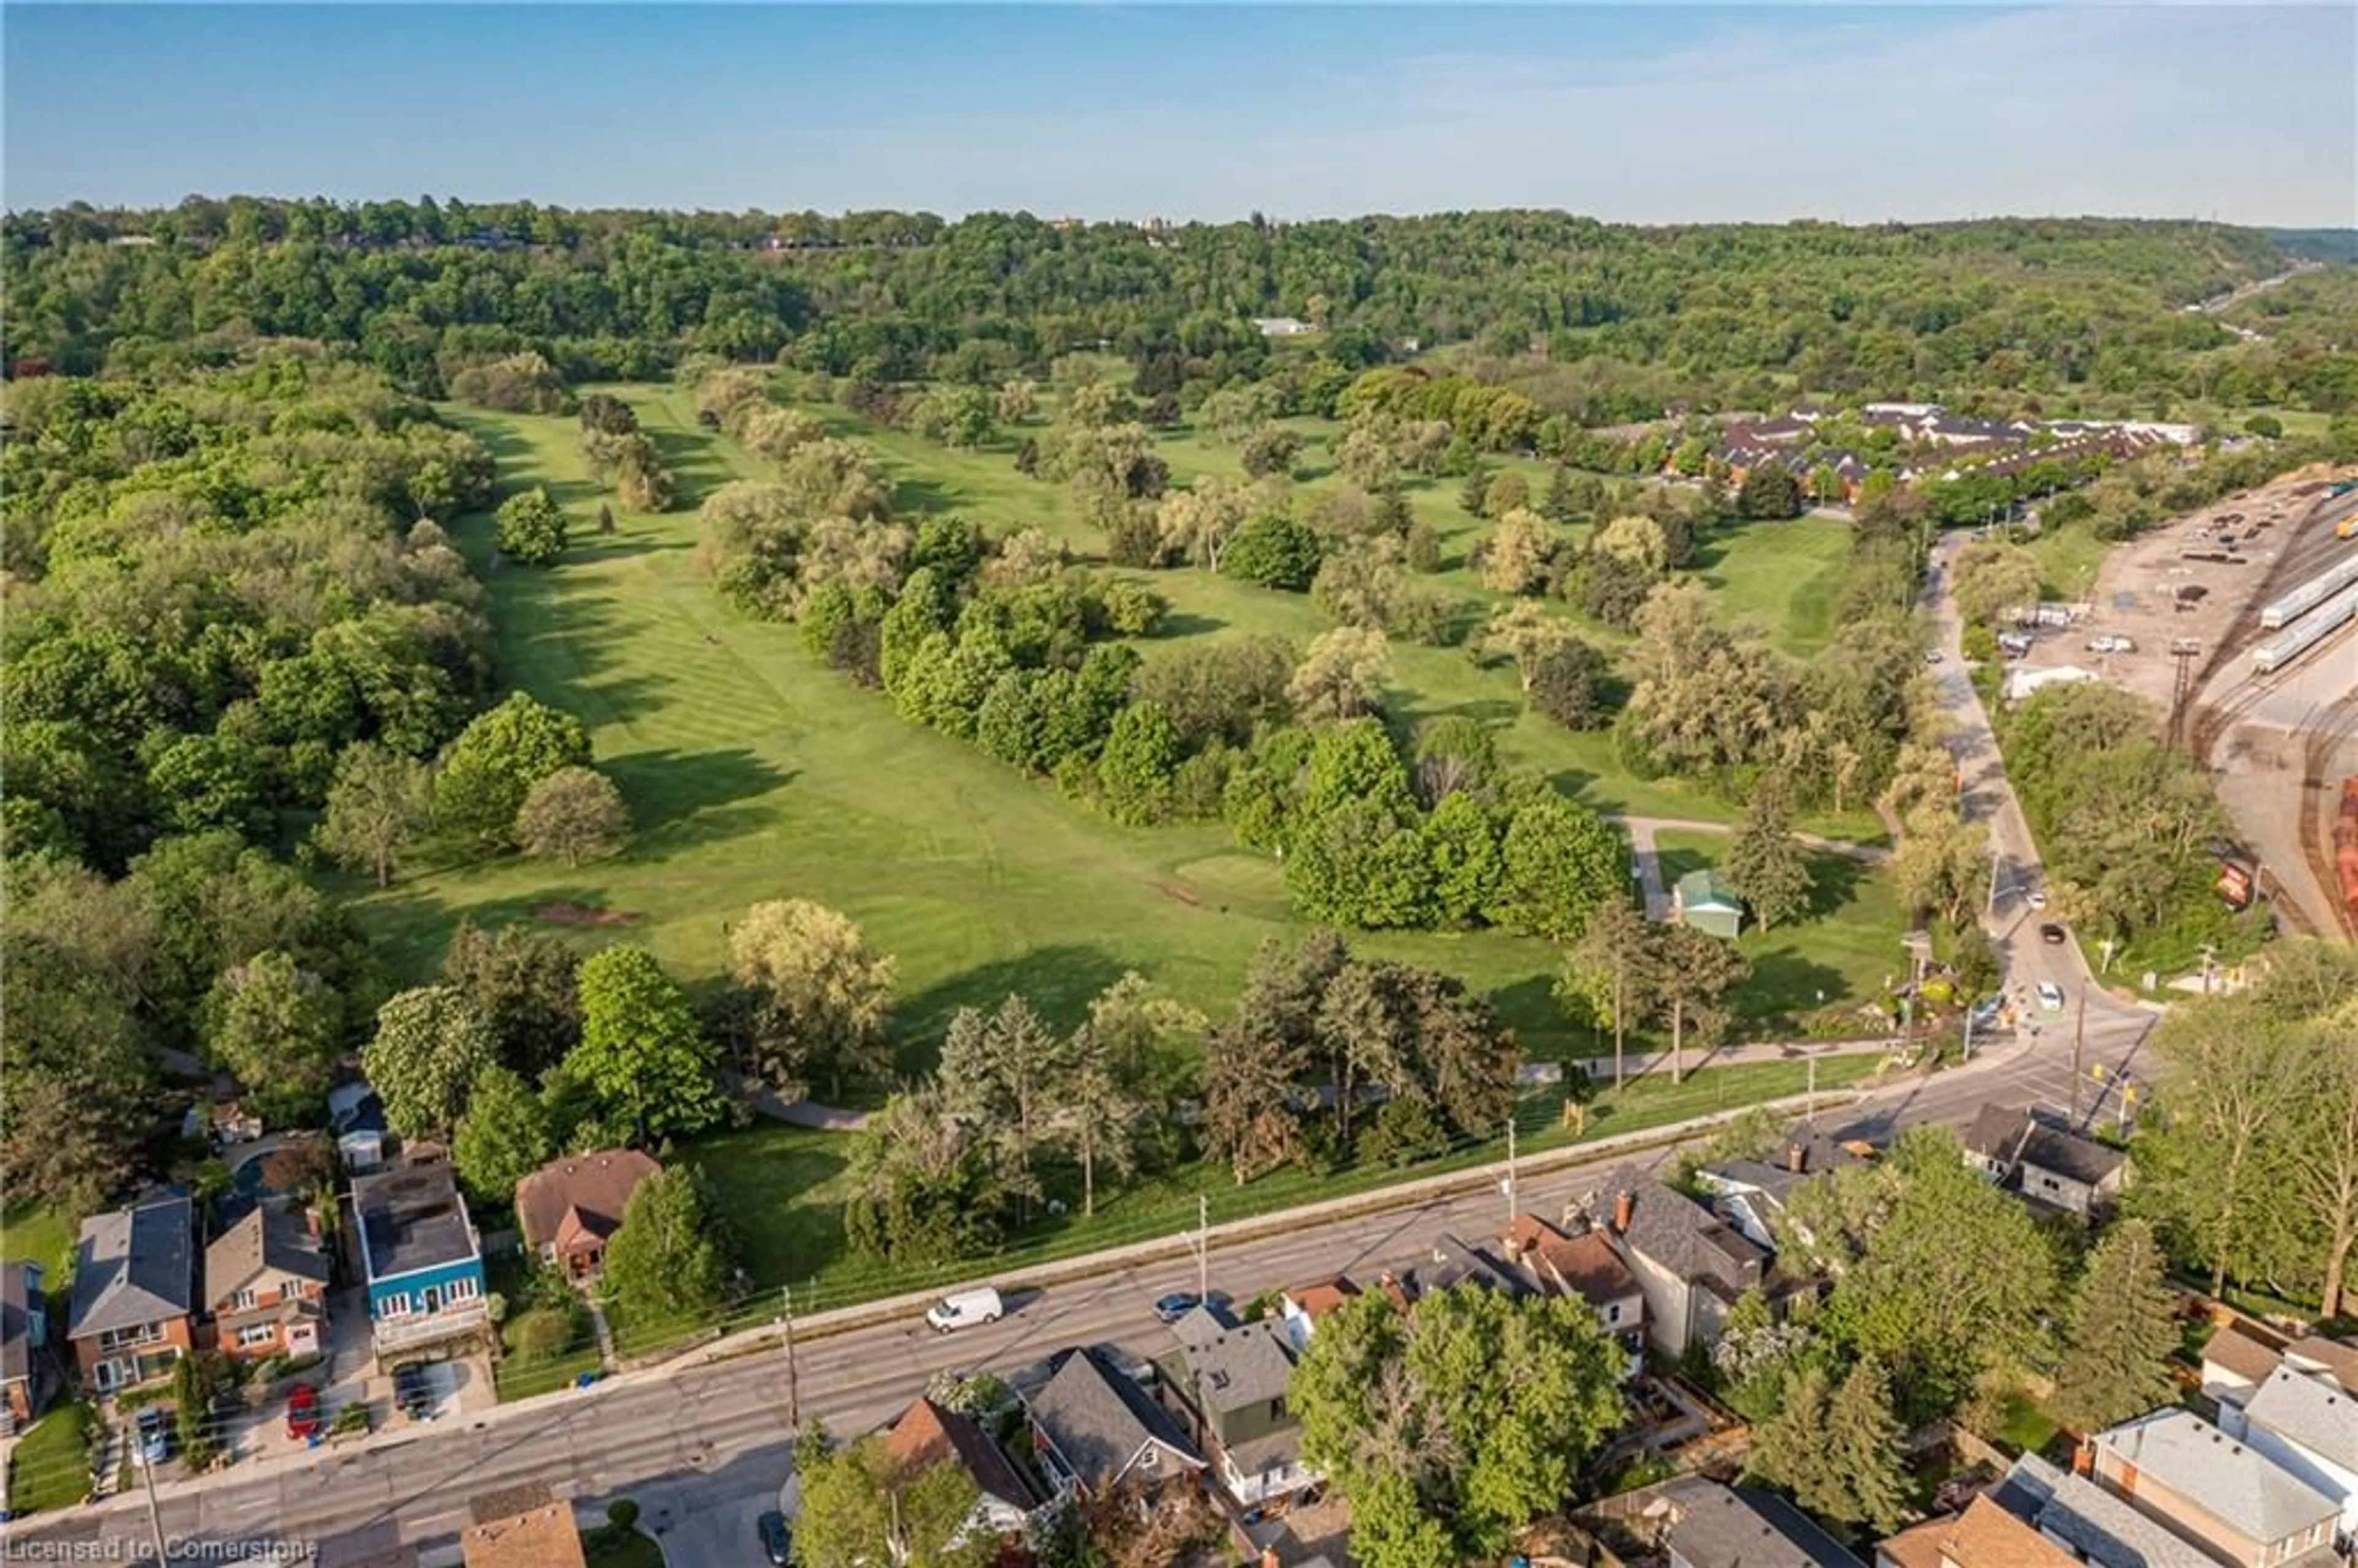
1673 869 1746 940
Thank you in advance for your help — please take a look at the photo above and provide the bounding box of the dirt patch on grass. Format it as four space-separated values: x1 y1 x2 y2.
1150 880 1203 907
535 902 639 926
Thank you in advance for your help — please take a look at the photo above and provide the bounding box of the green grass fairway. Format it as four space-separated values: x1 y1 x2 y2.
1651 830 1905 1027
362 387 1881 1070
1693 515 1858 656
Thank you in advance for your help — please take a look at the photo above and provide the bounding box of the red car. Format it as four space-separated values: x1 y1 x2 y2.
285 1383 322 1442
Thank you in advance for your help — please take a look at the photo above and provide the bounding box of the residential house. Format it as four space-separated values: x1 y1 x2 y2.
1251 317 1315 337
1961 1104 2127 1217
881 1397 1041 1542
1693 1126 1867 1252
1673 869 1746 941
2286 1337 2358 1397
2224 1364 2358 1534
1406 1234 1529 1299
354 1163 489 1359
2084 1407 2340 1568
65 1193 196 1394
1991 1451 2224 1568
461 1481 586 1568
1 1262 52 1431
2203 1324 2288 1415
1574 1168 1768 1359
1641 1476 1866 1568
205 1206 331 1361
1278 1277 1359 1351
1024 1346 1205 1500
329 1081 389 1173
1877 1495 2080 1568
1496 1214 1645 1375
1159 1309 1318 1510
512 1150 661 1281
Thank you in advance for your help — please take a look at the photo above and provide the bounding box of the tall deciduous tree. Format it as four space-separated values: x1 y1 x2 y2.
1649 925 1749 1084
793 1435 987 1568
569 946 726 1141
726 898 898 1101
602 1166 734 1326
1726 778 1813 932
315 742 433 887
1293 1286 1624 1568
433 693 593 849
495 486 569 565
2053 1218 2179 1431
1286 626 1390 723
1486 794 1626 943
202 949 342 1122
451 1064 555 1201
362 985 499 1139
1951 540 2043 629
440 922 582 1076
514 766 630 866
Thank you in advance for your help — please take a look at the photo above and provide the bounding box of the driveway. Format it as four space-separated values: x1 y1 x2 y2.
622 1443 796 1567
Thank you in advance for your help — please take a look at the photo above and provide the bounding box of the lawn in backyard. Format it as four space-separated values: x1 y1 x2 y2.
0 1200 75 1280
1649 830 1907 1028
360 388 1880 1078
672 1053 1884 1324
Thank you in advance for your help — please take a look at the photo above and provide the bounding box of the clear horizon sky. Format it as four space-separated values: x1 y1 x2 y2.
4 4 2354 227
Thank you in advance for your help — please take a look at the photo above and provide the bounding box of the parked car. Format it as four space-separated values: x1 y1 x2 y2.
393 1362 436 1421
2027 888 2049 910
2040 922 2067 945
133 1407 171 1468
284 1383 322 1442
1151 1290 1231 1325
925 1286 1005 1333
1923 648 1944 666
2036 981 2066 1012
758 1511 792 1567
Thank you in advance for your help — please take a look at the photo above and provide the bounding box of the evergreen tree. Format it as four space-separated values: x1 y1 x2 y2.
1457 462 1493 517
1725 777 1814 931
1542 464 1578 523
2053 1218 2181 1431
1747 1364 1840 1516
1823 1356 1912 1535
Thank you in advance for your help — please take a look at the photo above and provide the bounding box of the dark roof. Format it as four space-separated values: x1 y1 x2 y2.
1413 1234 1530 1299
1704 1125 1864 1207
1174 1318 1297 1413
1027 1347 1203 1486
1662 1478 1866 1568
2016 1124 2125 1187
513 1151 661 1256
1583 1167 1766 1296
355 1164 477 1283
205 1206 330 1310
0 1262 39 1384
67 1194 195 1338
884 1397 1041 1511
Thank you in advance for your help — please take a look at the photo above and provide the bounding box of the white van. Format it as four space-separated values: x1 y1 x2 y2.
925 1286 1005 1333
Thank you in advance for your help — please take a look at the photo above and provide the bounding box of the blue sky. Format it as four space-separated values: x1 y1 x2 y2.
4 4 2352 224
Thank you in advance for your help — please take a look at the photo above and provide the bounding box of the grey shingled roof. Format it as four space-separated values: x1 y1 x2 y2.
2246 1364 2358 1471
1027 1348 1202 1486
2017 1123 2125 1187
1660 1478 1864 1568
2028 1465 2222 1568
1177 1318 1297 1415
204 1207 330 1310
1415 1234 1528 1298
2091 1408 2336 1545
1585 1166 1765 1295
66 1194 195 1339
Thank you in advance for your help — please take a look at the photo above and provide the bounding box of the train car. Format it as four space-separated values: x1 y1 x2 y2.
2254 583 2358 672
2260 553 2358 630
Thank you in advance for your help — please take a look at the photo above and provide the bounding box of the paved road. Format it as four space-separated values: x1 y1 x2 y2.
8 1018 2158 1566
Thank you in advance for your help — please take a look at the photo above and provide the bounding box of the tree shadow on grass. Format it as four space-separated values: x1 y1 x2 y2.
1803 852 1869 920
640 420 741 513
1487 972 1574 1056
1738 947 1854 1021
892 945 1135 1076
606 747 796 840
891 476 973 517
1146 611 1227 640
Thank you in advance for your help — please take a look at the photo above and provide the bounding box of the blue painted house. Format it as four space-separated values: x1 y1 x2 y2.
353 1162 488 1360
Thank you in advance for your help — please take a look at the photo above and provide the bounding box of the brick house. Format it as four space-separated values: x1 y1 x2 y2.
206 1207 331 1361
66 1194 196 1394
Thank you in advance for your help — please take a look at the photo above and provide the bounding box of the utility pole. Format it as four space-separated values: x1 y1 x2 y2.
780 1286 803 1429
2069 989 2088 1125
1196 1194 1209 1303
139 1440 169 1565
1806 1056 1818 1120
1504 1114 1519 1222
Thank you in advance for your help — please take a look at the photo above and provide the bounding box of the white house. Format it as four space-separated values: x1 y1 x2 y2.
2224 1364 2358 1534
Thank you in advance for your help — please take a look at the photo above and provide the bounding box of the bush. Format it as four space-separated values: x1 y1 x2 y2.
2243 413 2284 439
329 1403 370 1436
1220 514 1324 591
607 1500 641 1531
1404 521 1442 572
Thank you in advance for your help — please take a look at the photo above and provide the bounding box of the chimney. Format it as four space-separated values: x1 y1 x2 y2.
1261 1551 1280 1568
1613 1190 1635 1235
1786 1143 1806 1175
